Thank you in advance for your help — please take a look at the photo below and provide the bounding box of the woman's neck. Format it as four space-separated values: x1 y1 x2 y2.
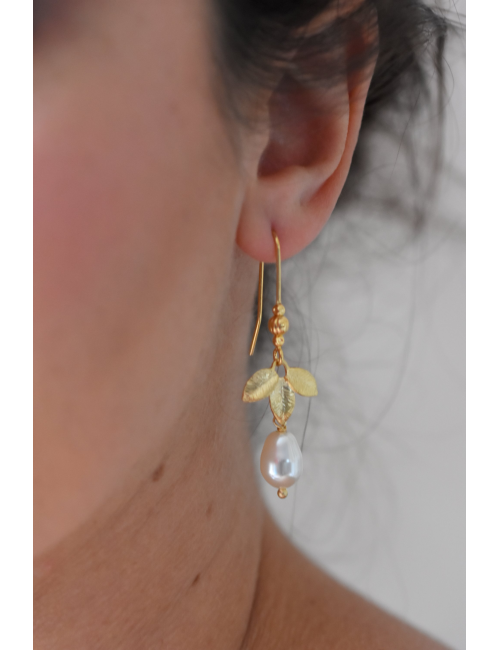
34 366 266 650
34 251 267 649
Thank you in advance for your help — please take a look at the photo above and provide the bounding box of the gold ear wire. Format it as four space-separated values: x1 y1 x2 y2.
274 231 282 304
249 262 264 356
249 232 281 356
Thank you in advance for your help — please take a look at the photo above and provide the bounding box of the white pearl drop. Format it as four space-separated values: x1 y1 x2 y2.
260 431 302 488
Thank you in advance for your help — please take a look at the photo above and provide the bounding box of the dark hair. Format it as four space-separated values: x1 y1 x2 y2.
217 1 458 372
213 0 448 113
213 0 449 196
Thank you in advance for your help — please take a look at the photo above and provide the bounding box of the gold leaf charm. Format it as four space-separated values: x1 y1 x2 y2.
285 367 318 397
269 378 295 423
242 368 279 402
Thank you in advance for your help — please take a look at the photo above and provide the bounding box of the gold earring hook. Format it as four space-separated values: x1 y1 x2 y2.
249 231 281 356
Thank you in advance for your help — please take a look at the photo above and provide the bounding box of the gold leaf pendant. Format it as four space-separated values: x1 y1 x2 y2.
285 366 318 397
269 378 295 424
242 368 279 402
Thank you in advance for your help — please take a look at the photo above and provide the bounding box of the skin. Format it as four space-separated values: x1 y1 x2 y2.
34 0 450 647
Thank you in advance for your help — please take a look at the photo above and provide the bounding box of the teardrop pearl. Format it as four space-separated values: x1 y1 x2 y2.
260 431 302 488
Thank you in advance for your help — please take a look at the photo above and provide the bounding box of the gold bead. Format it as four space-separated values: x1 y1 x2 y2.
268 315 289 335
277 316 289 333
273 335 285 347
277 487 288 499
273 304 286 316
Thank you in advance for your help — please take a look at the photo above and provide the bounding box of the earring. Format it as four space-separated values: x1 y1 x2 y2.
242 232 318 499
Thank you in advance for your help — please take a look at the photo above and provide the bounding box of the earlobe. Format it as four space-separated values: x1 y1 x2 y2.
236 42 376 263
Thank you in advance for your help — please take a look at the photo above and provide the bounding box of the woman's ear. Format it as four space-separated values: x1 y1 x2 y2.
237 20 377 263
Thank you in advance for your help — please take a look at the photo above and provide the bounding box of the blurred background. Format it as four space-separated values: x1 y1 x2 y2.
250 5 465 649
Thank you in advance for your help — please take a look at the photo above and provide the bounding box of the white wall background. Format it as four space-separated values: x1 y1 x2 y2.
251 8 465 649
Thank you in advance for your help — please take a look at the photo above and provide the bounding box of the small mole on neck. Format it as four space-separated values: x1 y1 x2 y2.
151 462 165 482
192 573 201 586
